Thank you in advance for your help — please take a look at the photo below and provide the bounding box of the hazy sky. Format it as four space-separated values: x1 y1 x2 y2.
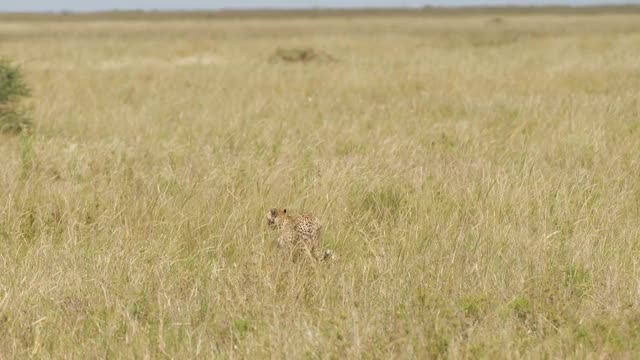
0 0 637 12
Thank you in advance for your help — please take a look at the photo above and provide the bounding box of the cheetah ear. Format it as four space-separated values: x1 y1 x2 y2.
270 208 277 216
283 208 287 214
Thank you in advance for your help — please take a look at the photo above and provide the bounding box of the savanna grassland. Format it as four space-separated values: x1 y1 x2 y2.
1 8 640 358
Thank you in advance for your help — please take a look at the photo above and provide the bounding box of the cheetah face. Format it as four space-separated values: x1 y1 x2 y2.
266 208 287 228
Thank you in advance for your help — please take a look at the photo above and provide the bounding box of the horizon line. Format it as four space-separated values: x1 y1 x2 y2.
1 3 638 14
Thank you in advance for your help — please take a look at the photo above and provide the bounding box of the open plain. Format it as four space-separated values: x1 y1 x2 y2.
1 8 640 358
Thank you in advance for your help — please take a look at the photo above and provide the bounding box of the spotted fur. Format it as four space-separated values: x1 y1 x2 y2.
266 208 332 261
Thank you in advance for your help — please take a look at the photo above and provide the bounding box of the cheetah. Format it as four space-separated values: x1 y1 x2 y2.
266 208 333 261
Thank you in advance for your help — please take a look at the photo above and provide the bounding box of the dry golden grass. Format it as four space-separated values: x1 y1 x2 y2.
1 10 640 358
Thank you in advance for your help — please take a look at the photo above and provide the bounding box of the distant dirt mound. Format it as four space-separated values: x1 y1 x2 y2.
269 47 336 64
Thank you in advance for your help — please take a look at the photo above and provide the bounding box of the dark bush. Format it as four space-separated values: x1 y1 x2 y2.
269 47 336 64
0 59 31 134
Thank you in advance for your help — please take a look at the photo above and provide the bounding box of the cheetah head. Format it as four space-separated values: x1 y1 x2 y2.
266 208 287 229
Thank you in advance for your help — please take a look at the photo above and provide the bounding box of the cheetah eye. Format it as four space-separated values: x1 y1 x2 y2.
283 208 287 214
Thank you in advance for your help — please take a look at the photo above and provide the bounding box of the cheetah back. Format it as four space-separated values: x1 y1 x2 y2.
293 214 322 246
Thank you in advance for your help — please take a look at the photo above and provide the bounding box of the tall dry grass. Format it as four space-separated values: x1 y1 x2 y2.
0 11 640 358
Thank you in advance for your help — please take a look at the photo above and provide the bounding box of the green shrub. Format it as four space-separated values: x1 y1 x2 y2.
511 296 532 321
0 59 32 134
